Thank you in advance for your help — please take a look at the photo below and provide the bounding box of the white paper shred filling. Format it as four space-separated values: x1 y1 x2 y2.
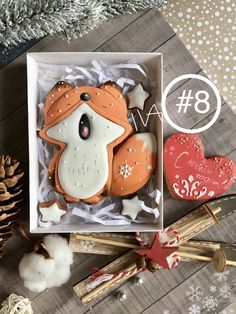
37 59 161 227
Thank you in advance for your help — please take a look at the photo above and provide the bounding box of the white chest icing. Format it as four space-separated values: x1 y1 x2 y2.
46 103 125 199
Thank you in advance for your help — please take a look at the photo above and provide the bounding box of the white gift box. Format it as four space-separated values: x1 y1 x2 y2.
27 52 163 233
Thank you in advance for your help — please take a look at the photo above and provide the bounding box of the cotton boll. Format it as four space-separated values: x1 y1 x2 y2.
24 279 48 293
43 234 73 267
47 265 71 288
19 235 72 292
19 252 55 283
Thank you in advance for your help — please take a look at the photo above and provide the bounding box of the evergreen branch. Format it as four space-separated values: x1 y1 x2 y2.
0 0 166 47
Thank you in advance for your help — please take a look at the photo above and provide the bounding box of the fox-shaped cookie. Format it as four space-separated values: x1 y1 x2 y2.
39 81 157 203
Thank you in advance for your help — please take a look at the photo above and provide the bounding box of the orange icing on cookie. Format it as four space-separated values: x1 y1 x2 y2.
110 133 157 196
39 81 157 204
39 81 133 203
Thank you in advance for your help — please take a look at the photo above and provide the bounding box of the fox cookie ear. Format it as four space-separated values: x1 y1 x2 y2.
99 81 128 117
44 81 73 114
100 81 123 97
99 81 124 101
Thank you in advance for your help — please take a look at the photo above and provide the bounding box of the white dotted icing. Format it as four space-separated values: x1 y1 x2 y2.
46 103 125 199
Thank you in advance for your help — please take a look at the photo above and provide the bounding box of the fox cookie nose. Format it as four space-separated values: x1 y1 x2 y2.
80 92 91 101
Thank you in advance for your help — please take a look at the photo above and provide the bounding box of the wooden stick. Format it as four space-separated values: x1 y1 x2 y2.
74 234 140 249
178 251 213 262
178 249 236 266
226 261 236 266
184 240 220 251
81 261 138 304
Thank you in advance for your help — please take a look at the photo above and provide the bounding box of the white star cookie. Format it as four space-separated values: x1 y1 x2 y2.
127 84 150 110
121 196 143 220
39 200 67 223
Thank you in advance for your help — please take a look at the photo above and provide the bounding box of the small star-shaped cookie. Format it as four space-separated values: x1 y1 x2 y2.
121 196 143 220
127 84 150 110
39 200 67 223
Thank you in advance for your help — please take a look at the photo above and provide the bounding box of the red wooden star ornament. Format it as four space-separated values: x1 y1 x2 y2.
136 234 178 269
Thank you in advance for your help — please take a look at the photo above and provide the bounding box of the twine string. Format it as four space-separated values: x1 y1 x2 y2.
0 294 33 314
88 267 140 290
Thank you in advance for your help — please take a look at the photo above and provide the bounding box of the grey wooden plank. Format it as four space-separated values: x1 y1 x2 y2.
97 9 174 52
194 105 236 156
0 105 27 156
155 35 201 88
0 235 39 302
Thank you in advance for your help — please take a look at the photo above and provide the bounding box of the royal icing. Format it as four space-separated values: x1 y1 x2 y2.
121 196 143 220
110 133 157 196
127 84 150 110
119 164 133 179
39 200 67 223
47 103 125 199
164 133 236 200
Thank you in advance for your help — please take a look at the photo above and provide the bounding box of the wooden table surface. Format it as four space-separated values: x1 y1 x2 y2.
0 9 236 314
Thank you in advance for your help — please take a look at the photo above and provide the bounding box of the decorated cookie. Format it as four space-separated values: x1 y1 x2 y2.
40 81 156 204
127 84 150 110
110 133 157 196
39 200 67 223
121 196 143 220
164 132 236 200
40 81 132 203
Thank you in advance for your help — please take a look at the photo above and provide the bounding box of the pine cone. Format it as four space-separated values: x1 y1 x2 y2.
0 155 24 257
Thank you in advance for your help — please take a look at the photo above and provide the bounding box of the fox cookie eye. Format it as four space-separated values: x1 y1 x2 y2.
79 114 91 140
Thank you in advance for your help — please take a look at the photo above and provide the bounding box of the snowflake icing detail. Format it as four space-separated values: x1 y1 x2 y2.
119 164 133 179
219 284 232 299
146 164 153 172
214 269 230 282
80 240 95 250
188 304 201 314
163 310 170 314
202 296 219 312
186 285 203 302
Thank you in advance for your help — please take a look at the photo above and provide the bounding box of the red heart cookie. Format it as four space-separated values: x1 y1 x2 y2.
164 133 236 200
